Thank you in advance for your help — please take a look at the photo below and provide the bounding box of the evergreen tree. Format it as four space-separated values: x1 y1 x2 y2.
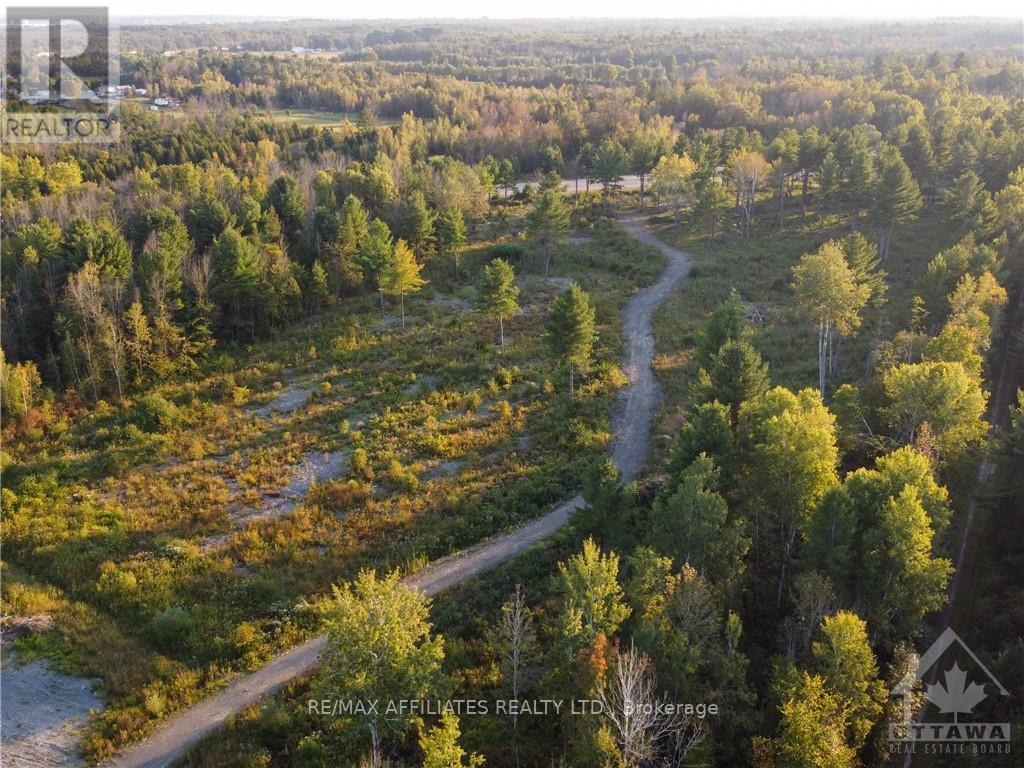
265 175 306 254
210 228 268 339
187 195 235 252
437 206 467 278
870 144 923 259
798 127 829 216
477 258 520 352
691 176 732 254
591 138 629 197
842 146 876 231
696 290 745 369
526 187 571 276
650 455 748 582
403 190 436 254
355 218 394 311
545 284 597 399
840 234 888 309
692 339 770 421
945 171 999 238
309 260 332 312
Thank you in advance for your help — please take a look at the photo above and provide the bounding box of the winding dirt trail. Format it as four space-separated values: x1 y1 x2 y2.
103 215 691 768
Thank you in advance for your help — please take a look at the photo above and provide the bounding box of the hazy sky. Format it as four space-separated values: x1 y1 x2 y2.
19 1 1024 21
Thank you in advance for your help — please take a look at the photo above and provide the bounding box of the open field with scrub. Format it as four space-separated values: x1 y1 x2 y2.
1 217 662 761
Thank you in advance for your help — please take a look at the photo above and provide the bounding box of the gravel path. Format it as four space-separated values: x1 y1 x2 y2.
101 215 691 768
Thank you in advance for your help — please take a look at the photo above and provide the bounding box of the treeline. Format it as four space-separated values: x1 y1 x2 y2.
0 120 496 416
114 19 1022 73
3 53 1022 422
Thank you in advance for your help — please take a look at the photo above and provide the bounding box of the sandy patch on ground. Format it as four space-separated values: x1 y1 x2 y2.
1 652 102 767
423 459 463 480
202 449 350 550
249 385 313 417
429 295 473 313
516 274 574 293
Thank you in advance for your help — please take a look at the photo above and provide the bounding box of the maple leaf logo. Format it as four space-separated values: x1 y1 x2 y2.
925 663 988 719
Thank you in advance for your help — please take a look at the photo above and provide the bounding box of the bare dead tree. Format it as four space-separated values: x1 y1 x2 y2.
500 584 535 768
595 644 666 767
664 711 710 767
185 251 212 304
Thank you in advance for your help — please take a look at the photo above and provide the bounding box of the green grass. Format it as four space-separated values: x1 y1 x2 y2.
265 109 399 128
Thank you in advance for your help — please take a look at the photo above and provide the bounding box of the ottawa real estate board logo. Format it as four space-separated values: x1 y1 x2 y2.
890 627 1011 756
1 6 119 143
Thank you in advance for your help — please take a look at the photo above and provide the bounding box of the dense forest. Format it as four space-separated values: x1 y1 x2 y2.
1 17 1022 768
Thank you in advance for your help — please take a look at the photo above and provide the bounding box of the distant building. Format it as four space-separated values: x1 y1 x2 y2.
135 88 147 96
291 46 306 53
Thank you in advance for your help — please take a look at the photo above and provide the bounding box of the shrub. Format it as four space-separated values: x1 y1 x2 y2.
350 447 372 479
131 394 182 433
149 606 194 652
489 241 529 262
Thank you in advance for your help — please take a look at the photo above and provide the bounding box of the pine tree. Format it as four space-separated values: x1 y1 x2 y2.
403 190 436 254
210 228 268 339
264 175 305 253
945 171 998 238
437 206 467 278
477 258 520 352
526 187 571 275
840 234 888 308
592 138 629 197
650 455 748 582
380 239 427 330
693 339 770 421
355 218 394 312
309 260 331 312
696 290 745 368
545 284 597 399
870 144 922 260
798 127 829 216
843 147 876 231
691 176 733 254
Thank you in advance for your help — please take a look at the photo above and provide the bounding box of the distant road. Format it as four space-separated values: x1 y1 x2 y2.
103 214 692 768
515 174 645 193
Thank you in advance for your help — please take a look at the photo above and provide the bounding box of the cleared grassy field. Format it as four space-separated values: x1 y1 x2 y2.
265 109 400 128
1 215 662 761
